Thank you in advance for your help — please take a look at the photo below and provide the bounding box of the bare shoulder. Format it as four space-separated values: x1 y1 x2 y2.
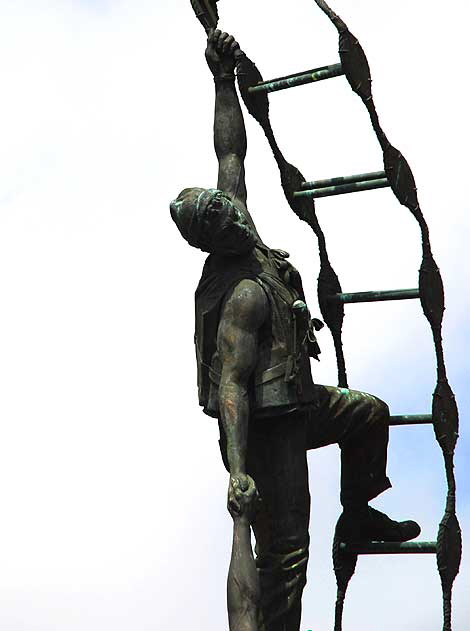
221 279 268 332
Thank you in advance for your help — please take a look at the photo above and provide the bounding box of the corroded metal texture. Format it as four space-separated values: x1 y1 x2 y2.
313 0 461 628
295 177 389 199
190 3 460 628
338 29 372 101
302 170 386 189
190 0 219 33
340 541 437 554
248 62 344 94
384 146 420 214
389 414 432 426
437 510 462 631
318 262 347 387
328 288 419 304
237 54 348 387
314 0 348 32
419 254 445 334
237 55 271 131
332 536 357 631
433 381 459 457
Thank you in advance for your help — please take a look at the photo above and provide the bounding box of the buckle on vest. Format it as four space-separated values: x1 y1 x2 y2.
284 355 298 382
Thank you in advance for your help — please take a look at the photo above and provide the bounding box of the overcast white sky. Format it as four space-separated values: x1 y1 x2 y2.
0 1 468 630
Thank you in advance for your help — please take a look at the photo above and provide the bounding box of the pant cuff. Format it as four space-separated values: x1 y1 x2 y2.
341 476 392 507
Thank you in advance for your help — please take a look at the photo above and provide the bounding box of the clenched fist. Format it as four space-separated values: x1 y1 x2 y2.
205 29 243 78
228 473 260 522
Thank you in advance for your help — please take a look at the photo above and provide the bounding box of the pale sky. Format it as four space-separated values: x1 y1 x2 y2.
0 1 468 630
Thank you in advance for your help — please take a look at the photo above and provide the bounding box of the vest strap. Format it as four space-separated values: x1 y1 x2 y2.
208 360 291 387
255 361 289 385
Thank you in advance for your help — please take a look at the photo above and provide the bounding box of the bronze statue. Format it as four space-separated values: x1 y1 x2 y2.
170 30 421 631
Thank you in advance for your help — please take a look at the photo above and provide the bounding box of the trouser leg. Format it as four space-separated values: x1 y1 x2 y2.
248 412 310 631
220 412 310 631
306 385 392 507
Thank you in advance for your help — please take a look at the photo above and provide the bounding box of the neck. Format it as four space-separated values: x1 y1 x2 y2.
235 202 263 244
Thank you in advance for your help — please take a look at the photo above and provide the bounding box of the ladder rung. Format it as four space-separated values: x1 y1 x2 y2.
339 541 437 555
248 63 344 94
294 178 390 199
389 414 432 426
302 170 386 189
327 289 420 304
256 64 335 85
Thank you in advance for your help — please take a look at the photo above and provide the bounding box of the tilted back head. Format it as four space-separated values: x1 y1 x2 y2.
170 187 256 256
170 187 221 251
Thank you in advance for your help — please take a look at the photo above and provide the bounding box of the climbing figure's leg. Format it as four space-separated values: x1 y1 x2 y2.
306 385 420 542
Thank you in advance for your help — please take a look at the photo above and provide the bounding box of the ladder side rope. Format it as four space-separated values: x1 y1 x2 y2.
312 2 461 630
236 54 349 390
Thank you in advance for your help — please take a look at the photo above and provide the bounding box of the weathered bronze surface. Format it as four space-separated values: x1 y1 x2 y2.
190 0 219 33
302 170 386 189
328 288 419 304
295 177 390 199
174 3 461 630
248 62 344 94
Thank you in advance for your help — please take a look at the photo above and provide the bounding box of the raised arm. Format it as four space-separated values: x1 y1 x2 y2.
206 30 247 207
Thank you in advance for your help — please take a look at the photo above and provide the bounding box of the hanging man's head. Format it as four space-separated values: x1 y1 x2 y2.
170 187 257 256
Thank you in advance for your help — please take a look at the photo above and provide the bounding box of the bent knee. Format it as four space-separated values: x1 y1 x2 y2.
353 390 389 425
369 395 389 422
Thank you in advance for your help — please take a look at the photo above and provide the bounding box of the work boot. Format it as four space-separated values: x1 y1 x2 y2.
336 506 421 543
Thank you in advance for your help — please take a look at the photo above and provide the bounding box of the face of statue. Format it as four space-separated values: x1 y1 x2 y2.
170 188 257 256
203 193 257 256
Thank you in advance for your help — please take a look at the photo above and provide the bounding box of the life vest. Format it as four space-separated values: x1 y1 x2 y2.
194 244 320 418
